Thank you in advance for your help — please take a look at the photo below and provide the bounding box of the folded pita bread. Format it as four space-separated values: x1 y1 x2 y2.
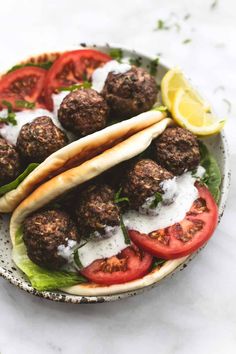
10 117 190 296
0 109 166 213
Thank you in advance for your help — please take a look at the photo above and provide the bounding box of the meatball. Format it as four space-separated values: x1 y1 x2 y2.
23 209 79 270
122 159 173 210
16 116 68 163
0 137 21 185
101 66 158 120
75 184 120 238
58 88 109 137
153 126 200 175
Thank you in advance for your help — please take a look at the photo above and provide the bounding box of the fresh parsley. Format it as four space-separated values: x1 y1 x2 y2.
149 58 159 76
129 56 142 67
150 192 163 209
109 48 123 63
7 61 53 73
155 19 170 31
58 81 92 92
120 216 130 244
0 100 17 126
152 258 166 270
15 99 35 110
114 187 129 205
182 38 192 44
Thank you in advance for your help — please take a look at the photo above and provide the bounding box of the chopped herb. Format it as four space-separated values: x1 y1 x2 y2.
155 19 169 31
58 81 92 92
222 98 231 114
73 250 84 269
0 100 17 126
114 187 129 204
120 216 130 244
149 57 159 76
2 100 13 111
183 13 191 20
7 61 53 73
210 0 218 10
150 192 163 209
15 100 35 109
152 258 166 269
109 48 123 63
182 38 192 44
129 56 142 67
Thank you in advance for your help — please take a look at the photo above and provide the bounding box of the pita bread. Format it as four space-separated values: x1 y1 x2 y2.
0 109 166 212
0 51 166 213
9 118 190 297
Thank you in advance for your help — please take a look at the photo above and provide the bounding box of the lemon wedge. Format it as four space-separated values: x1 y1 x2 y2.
161 67 210 111
171 88 226 136
161 68 226 136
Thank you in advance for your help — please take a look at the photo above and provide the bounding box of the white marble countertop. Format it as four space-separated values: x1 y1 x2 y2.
0 0 236 353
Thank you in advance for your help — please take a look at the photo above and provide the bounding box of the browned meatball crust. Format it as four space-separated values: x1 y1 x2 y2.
16 116 68 163
23 209 79 270
0 137 21 185
122 159 173 210
101 66 158 120
58 88 109 137
153 126 200 175
76 184 120 238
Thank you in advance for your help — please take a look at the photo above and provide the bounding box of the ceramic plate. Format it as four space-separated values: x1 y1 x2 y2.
0 44 230 303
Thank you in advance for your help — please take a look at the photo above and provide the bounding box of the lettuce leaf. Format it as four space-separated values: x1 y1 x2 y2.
12 228 86 291
0 163 39 197
199 141 222 203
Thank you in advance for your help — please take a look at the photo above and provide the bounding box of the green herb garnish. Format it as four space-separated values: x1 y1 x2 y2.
155 19 170 31
74 250 84 269
58 81 92 92
129 57 142 67
120 216 130 244
182 38 192 44
152 258 166 270
150 192 163 209
7 61 53 73
210 0 218 10
0 100 17 126
109 48 123 63
15 99 35 110
114 187 129 205
149 58 159 76
154 105 168 112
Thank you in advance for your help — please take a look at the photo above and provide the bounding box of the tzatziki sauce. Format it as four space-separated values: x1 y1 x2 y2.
92 60 131 92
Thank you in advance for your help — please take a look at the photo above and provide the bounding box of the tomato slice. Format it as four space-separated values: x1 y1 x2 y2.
44 49 111 110
0 67 47 110
129 184 218 259
80 245 153 285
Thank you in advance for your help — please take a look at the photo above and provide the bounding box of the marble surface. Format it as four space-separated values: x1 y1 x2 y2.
0 0 236 353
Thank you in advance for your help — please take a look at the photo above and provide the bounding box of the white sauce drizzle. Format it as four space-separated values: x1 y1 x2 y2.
92 60 131 92
0 93 73 145
77 226 126 268
76 172 198 268
123 172 198 234
57 240 77 262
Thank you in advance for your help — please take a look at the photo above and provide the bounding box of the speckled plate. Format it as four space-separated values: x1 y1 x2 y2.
0 44 230 303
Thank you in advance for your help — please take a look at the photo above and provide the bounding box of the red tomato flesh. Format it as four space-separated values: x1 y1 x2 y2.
44 49 111 110
129 184 218 259
0 67 46 110
80 245 153 285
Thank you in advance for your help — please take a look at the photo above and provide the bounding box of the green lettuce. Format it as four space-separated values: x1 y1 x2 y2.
0 163 39 197
199 141 222 203
12 229 86 291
